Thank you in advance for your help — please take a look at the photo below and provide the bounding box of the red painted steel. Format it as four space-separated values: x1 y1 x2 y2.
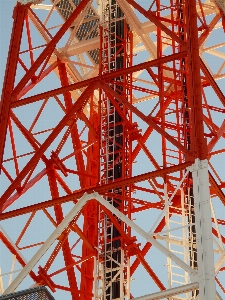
0 3 28 170
0 0 225 299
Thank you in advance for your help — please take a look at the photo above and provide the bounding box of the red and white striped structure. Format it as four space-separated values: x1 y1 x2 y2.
0 0 225 299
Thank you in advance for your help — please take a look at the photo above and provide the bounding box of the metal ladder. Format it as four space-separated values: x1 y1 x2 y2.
95 1 131 299
165 187 197 300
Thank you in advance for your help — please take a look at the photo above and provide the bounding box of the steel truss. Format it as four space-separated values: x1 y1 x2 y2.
0 0 225 299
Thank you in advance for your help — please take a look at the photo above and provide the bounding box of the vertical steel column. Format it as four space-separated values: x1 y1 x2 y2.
186 0 216 298
191 159 216 299
177 2 198 296
0 3 28 170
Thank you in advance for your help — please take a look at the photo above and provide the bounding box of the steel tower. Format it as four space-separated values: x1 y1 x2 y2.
0 0 225 299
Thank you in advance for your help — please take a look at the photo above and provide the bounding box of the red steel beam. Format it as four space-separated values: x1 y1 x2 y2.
2 168 48 211
0 231 38 282
17 61 58 100
102 82 194 159
79 98 99 300
10 111 49 165
47 169 79 300
130 217 166 276
11 51 187 108
100 206 166 291
209 171 225 206
0 161 192 220
58 61 86 188
130 193 181 276
0 82 98 212
0 3 28 170
137 253 166 291
198 13 221 46
12 0 91 96
126 0 186 46
186 1 208 160
200 58 225 108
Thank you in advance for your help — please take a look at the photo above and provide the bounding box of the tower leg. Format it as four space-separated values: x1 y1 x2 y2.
191 159 216 299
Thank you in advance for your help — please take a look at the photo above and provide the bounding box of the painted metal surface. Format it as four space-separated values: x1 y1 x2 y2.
0 0 225 299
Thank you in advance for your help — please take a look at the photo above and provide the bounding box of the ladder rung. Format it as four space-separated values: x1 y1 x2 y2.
172 280 186 285
169 220 183 225
170 249 184 255
172 272 186 278
171 264 184 269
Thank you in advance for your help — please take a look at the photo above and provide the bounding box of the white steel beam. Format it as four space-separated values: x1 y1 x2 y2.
116 0 157 59
93 193 198 279
215 252 225 275
31 4 54 10
59 37 100 56
18 0 44 4
3 181 216 297
155 234 223 254
61 0 94 54
130 282 199 300
213 0 225 13
191 159 216 299
216 292 223 300
3 192 92 295
0 269 4 295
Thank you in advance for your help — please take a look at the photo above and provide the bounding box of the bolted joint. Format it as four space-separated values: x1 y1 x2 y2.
17 0 44 5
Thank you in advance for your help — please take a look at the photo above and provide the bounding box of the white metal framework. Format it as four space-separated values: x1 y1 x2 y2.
2 171 215 299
